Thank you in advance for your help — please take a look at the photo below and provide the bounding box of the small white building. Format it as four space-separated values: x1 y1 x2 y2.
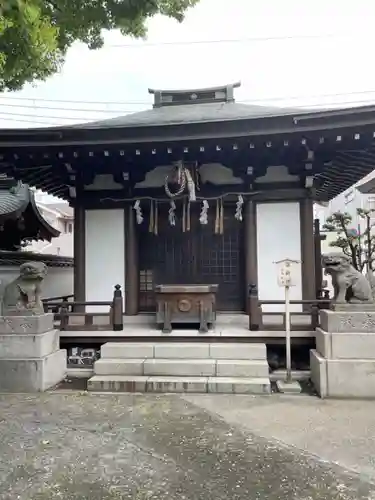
25 200 74 257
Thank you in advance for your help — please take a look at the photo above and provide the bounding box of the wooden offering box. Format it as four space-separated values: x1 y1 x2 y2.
155 284 219 333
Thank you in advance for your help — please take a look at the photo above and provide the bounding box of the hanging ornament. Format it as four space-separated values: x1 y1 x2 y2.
148 200 154 233
215 199 220 234
186 201 191 231
182 199 186 233
154 201 159 235
219 198 224 235
165 161 196 202
185 169 196 201
168 200 176 226
133 200 143 224
199 200 209 225
235 195 244 221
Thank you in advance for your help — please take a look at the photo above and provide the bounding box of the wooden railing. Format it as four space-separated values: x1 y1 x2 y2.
43 295 74 314
248 288 331 331
47 285 123 331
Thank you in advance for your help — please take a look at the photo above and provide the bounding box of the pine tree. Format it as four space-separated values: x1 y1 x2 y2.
323 209 375 271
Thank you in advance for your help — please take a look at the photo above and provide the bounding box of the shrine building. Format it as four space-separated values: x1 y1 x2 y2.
1 82 374 323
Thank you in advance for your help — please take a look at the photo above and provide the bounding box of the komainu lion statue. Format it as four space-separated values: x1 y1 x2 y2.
1 261 47 316
322 252 374 304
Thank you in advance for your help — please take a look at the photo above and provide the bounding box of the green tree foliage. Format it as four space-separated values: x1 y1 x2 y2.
0 0 198 92
323 209 375 271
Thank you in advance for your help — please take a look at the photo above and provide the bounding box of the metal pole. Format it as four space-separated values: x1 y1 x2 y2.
285 285 292 383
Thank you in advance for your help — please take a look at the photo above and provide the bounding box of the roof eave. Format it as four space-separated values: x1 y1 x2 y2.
29 193 60 240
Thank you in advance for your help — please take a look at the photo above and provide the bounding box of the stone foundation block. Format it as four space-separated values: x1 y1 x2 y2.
209 343 267 360
0 329 59 359
146 377 208 393
320 310 375 334
154 343 210 359
310 350 327 398
100 343 154 359
207 377 271 394
87 375 148 393
94 358 145 376
143 359 216 377
216 359 269 377
0 314 54 335
87 375 272 394
0 349 67 392
315 328 375 359
310 349 375 398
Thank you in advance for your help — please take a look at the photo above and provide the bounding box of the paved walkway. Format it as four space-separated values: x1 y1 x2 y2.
0 393 375 499
185 394 375 482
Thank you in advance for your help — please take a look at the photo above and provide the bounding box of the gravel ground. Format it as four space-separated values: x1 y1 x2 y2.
0 392 374 499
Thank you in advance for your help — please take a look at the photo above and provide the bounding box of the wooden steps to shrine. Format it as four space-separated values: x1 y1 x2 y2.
87 342 271 394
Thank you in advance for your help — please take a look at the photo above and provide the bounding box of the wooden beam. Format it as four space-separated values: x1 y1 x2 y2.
124 203 139 315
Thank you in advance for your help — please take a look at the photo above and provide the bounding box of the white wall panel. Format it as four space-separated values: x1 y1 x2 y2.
256 202 302 312
85 209 125 312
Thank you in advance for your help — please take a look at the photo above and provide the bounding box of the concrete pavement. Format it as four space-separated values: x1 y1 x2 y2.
0 392 374 499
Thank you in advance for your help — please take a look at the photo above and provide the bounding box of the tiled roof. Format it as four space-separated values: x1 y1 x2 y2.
0 250 73 267
0 183 29 216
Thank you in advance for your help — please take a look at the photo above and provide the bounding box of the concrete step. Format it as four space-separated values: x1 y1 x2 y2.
87 375 271 394
100 342 267 360
94 358 269 377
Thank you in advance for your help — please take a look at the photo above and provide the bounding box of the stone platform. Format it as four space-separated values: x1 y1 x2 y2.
88 342 271 394
0 314 67 392
311 309 375 398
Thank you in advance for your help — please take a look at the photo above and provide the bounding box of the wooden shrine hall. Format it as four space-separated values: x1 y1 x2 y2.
1 82 375 334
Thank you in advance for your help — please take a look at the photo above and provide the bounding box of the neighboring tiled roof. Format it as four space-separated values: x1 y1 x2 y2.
0 182 29 216
0 250 73 267
0 180 60 242
29 193 61 240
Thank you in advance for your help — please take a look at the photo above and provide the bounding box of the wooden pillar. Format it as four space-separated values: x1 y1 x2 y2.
125 204 139 315
73 204 86 307
244 200 258 313
300 198 316 302
314 218 326 298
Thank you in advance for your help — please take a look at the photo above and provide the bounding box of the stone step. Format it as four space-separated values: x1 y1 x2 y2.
94 358 269 378
100 342 267 360
87 375 271 394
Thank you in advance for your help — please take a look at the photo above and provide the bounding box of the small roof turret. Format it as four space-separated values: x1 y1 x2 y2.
149 82 241 108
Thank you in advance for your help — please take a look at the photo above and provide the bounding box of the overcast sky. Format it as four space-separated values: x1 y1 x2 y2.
1 0 375 129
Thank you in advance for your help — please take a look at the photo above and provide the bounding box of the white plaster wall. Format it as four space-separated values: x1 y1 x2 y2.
0 266 73 299
256 202 302 312
85 209 125 312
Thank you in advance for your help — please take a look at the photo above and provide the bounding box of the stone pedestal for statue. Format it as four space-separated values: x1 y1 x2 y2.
312 252 375 398
0 261 66 392
311 308 375 398
0 313 66 392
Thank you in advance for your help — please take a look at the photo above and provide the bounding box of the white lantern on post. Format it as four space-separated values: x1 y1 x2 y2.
274 258 300 386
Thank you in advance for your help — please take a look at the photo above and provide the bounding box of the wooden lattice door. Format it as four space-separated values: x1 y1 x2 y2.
138 203 245 311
